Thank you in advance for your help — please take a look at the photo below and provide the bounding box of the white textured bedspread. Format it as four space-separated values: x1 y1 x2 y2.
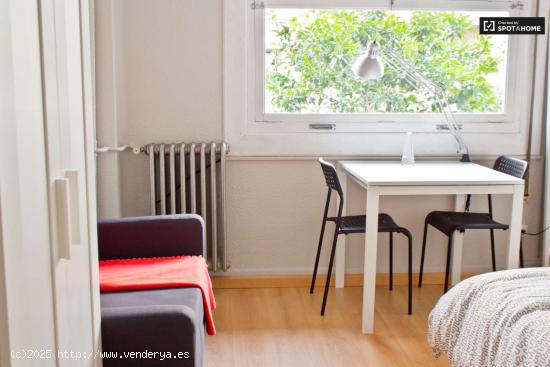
428 268 550 367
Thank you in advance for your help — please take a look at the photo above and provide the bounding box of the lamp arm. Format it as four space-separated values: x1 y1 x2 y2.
435 94 471 162
381 45 470 162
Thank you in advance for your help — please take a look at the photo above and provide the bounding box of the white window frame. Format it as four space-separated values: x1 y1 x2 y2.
224 0 540 156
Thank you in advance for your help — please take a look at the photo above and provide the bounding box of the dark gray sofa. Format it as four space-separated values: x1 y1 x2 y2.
98 215 206 367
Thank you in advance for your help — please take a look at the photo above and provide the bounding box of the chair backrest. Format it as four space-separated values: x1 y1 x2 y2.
465 155 527 213
318 158 343 197
493 156 528 179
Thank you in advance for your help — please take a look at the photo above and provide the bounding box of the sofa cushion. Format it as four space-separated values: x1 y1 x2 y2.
101 288 204 366
97 215 205 260
101 287 203 319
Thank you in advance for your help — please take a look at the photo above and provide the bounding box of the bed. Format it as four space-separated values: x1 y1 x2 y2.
428 268 550 367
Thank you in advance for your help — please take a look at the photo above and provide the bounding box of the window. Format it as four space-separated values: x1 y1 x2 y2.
248 0 531 127
223 0 537 156
264 9 509 115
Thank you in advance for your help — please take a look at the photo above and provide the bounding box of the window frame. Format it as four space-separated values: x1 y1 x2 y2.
255 0 526 128
224 0 539 156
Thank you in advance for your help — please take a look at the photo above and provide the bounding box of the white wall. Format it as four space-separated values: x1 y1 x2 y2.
224 158 544 274
95 0 222 218
95 0 545 275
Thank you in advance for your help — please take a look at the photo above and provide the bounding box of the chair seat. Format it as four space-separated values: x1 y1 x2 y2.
327 213 407 235
426 211 509 236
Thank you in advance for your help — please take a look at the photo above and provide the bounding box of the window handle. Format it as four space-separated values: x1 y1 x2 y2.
436 123 463 131
309 124 336 131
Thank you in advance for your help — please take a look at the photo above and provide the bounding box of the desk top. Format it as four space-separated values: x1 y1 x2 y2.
339 161 524 187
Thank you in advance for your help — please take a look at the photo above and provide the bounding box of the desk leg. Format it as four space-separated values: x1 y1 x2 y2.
335 165 347 289
451 194 466 286
507 185 524 269
362 188 379 334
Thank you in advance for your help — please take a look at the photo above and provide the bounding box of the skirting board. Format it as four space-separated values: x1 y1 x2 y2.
211 272 479 289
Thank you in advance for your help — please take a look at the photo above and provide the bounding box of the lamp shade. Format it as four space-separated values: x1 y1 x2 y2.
352 41 384 80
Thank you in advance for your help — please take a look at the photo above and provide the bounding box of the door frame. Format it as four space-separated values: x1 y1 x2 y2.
543 4 550 266
81 0 103 363
0 3 12 362
0 193 9 367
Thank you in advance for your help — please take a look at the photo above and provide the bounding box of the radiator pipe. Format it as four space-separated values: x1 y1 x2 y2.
96 142 230 155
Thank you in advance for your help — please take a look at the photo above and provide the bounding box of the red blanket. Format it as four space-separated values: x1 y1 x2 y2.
99 256 216 335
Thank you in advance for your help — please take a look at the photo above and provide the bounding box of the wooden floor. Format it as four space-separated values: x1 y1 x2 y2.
205 285 450 367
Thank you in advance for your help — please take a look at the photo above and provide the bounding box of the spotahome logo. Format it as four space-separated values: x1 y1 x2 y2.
480 17 545 35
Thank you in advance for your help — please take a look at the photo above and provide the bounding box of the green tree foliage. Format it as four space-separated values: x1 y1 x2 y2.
265 10 504 113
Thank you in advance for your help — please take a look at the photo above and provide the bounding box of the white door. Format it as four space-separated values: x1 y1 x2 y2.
39 0 101 365
0 1 59 365
0 0 100 366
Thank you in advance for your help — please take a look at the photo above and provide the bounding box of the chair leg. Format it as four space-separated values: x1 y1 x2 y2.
321 228 340 316
406 232 413 315
489 229 496 272
310 218 327 294
389 232 394 291
444 236 453 294
520 238 525 268
418 221 429 288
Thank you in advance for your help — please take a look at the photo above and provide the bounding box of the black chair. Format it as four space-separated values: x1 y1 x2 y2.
310 158 413 316
418 156 528 294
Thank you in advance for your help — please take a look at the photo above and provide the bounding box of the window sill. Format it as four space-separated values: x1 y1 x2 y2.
226 126 527 157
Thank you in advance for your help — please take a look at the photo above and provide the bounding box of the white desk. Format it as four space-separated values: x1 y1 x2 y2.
336 161 525 334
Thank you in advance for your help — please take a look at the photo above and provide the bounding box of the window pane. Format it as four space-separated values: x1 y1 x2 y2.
264 9 508 114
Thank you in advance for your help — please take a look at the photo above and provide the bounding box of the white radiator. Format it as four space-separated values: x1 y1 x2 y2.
147 142 229 272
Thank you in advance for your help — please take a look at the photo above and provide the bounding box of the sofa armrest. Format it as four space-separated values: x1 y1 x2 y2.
97 215 205 260
101 305 203 367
